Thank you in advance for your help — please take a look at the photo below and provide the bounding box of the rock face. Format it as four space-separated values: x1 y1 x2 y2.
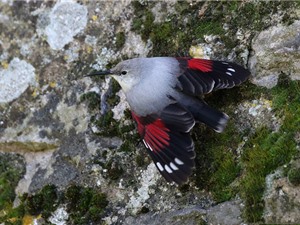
0 1 300 225
43 1 88 50
0 58 36 103
249 20 300 88
264 164 300 224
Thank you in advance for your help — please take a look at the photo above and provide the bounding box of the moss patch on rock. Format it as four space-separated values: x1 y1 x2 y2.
65 185 108 224
80 91 101 111
287 167 300 186
23 184 58 218
1 184 108 225
192 74 300 223
0 184 58 225
0 153 25 224
239 76 299 222
131 1 299 57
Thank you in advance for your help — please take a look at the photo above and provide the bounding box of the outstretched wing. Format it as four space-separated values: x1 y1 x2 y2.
131 102 196 185
176 58 251 95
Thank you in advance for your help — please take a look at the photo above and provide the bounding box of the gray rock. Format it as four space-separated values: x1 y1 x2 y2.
40 1 88 50
0 1 299 225
0 58 36 103
121 200 244 225
264 164 300 224
123 206 206 225
249 20 300 88
206 200 244 225
234 97 281 134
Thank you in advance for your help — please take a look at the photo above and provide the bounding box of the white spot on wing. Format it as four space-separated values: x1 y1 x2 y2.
222 62 229 64
208 80 215 92
143 139 149 148
228 68 235 72
156 162 164 171
165 165 173 173
226 72 232 76
143 139 153 151
148 145 154 152
175 158 184 165
170 162 179 170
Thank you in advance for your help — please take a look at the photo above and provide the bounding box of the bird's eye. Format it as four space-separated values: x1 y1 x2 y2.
121 71 127 75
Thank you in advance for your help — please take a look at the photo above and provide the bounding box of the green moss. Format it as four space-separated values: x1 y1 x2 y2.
192 82 263 201
107 164 124 180
194 21 224 39
131 1 155 42
141 11 155 42
0 184 58 223
1 183 108 225
135 154 146 167
106 95 120 107
119 140 134 153
240 77 299 222
288 167 300 186
0 205 24 224
193 74 299 223
193 120 242 202
209 148 241 202
93 111 118 136
130 1 298 57
132 17 144 32
65 185 108 224
0 153 25 224
228 2 299 32
24 184 58 218
0 170 21 210
80 92 100 111
115 32 126 49
86 78 123 138
106 79 121 106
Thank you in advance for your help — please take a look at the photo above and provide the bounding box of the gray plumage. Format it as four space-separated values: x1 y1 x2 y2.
89 56 250 185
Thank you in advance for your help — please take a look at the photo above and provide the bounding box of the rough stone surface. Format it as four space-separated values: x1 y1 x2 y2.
206 200 244 225
0 1 299 225
41 1 88 50
122 199 243 225
0 58 36 103
48 207 69 225
249 20 300 88
234 97 280 134
264 165 300 224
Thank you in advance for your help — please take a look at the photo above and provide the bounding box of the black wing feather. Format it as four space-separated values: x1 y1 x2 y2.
132 102 196 185
176 58 251 96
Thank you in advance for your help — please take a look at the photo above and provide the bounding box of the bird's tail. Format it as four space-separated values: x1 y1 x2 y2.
177 95 229 133
193 103 229 133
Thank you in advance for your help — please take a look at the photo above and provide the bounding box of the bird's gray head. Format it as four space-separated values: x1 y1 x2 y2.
89 59 145 93
110 59 144 92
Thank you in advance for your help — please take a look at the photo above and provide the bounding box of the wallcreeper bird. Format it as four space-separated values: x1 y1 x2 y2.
88 57 250 185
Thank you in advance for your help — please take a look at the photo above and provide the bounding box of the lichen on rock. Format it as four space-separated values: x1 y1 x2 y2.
40 1 88 50
0 1 300 225
249 20 300 88
0 58 36 103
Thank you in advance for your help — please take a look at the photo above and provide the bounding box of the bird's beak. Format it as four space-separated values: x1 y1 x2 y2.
85 70 112 77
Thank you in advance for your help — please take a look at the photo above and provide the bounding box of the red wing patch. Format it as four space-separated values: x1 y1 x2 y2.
131 103 196 185
187 58 213 72
131 113 170 152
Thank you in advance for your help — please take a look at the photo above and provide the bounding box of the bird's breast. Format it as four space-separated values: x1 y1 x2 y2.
124 57 181 116
125 84 176 116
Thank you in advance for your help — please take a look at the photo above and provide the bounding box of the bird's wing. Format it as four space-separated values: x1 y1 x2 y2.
175 58 251 96
131 102 196 185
